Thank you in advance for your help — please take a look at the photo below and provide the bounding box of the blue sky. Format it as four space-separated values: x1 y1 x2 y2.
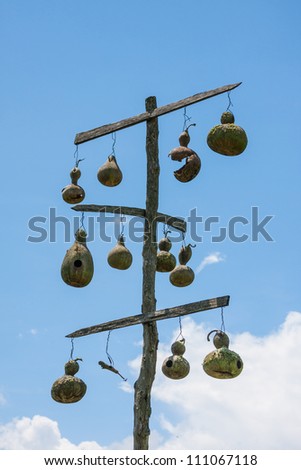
1 0 301 450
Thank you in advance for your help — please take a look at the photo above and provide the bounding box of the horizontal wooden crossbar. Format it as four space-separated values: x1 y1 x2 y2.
66 295 230 338
74 83 241 144
72 204 187 232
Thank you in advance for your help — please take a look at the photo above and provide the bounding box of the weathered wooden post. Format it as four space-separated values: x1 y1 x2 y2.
66 83 241 450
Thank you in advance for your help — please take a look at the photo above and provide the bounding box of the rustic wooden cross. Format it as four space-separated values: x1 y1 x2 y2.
66 82 241 450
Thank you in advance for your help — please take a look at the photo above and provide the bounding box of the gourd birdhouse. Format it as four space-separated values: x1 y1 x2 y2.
162 339 190 380
61 228 94 287
97 155 123 187
61 167 85 204
207 111 248 156
107 235 132 270
169 125 201 182
169 244 195 287
51 359 87 404
203 330 243 379
156 236 176 272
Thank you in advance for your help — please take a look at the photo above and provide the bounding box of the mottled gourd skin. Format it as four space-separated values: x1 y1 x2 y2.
169 265 195 287
97 155 123 187
156 237 176 272
162 355 190 379
107 236 132 270
61 230 94 288
171 340 186 356
156 251 176 272
51 360 87 404
62 167 85 204
203 346 243 379
207 111 248 156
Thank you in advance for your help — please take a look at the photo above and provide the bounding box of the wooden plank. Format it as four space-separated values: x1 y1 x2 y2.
74 82 241 144
72 204 187 232
66 296 230 338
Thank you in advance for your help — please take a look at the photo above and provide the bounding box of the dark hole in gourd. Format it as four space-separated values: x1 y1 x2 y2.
166 359 173 368
237 360 242 369
74 259 82 268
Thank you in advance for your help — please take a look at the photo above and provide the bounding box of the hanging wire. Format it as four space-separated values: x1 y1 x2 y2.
80 211 87 232
106 331 114 366
220 306 226 332
175 316 184 341
163 223 171 238
226 92 233 111
111 132 117 156
183 106 192 131
119 213 126 238
69 338 75 360
181 231 186 247
74 145 85 167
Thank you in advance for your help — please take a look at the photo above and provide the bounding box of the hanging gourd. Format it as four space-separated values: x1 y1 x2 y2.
156 235 176 272
162 339 190 379
207 110 248 156
51 358 87 404
169 244 195 287
203 329 243 379
169 124 201 182
61 228 94 287
97 155 123 187
61 167 85 204
107 234 132 270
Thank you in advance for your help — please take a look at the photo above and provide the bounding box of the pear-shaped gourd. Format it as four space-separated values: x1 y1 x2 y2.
207 111 248 156
203 332 243 379
61 229 94 287
107 235 132 270
62 167 85 204
156 236 176 273
169 245 195 287
97 155 123 187
162 339 190 380
51 359 87 404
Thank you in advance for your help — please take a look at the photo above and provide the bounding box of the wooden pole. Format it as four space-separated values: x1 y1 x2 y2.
133 96 159 450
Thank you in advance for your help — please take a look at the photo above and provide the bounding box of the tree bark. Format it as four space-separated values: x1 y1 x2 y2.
133 96 159 450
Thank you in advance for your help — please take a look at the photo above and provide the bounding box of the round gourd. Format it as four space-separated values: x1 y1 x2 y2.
203 346 243 379
51 359 87 404
61 229 94 288
169 265 195 287
156 251 176 272
207 111 248 156
162 354 190 380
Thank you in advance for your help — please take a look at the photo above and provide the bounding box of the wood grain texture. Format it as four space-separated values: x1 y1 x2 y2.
74 83 241 144
71 204 186 232
66 296 230 338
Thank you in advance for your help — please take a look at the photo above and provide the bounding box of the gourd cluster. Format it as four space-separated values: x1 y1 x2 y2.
51 329 243 404
60 110 247 290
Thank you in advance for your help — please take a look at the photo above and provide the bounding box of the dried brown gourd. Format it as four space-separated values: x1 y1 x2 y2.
97 155 123 187
169 125 201 182
162 339 190 380
61 229 94 287
156 236 176 273
107 235 132 270
61 167 85 204
51 359 87 404
169 245 195 287
207 111 248 156
203 330 243 379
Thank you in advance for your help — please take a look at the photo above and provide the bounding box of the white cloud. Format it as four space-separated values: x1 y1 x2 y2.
0 415 104 450
148 311 301 449
195 252 225 274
